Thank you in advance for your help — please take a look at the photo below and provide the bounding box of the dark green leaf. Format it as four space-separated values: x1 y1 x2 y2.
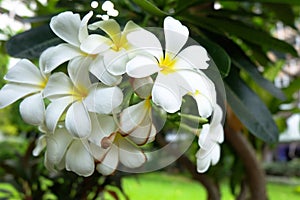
203 18 298 56
6 25 62 59
263 3 296 28
283 77 300 98
225 70 279 143
220 0 300 5
132 0 168 17
195 37 231 77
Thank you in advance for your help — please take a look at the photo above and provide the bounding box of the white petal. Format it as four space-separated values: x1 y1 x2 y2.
196 143 220 173
80 34 111 54
46 128 73 165
5 59 44 85
84 85 123 114
67 57 91 89
175 45 209 70
50 11 81 46
43 44 82 73
126 55 160 78
66 101 91 138
0 83 40 108
89 19 121 44
120 21 141 44
194 94 213 118
89 56 122 86
127 29 163 59
33 135 47 156
45 96 75 133
89 114 116 145
20 93 45 125
164 16 189 56
118 137 146 168
132 77 153 99
128 115 152 145
104 49 128 76
120 101 148 133
96 144 119 175
78 11 93 43
43 72 74 100
66 140 95 177
152 73 184 113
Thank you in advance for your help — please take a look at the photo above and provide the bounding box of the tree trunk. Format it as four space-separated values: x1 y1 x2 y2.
226 107 268 200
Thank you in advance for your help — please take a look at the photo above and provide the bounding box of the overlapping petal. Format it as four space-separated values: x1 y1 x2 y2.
126 55 160 78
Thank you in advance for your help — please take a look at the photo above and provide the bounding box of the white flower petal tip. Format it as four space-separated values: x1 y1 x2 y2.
196 144 221 173
131 77 153 99
20 93 45 126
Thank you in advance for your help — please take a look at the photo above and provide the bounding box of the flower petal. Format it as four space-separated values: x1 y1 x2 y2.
120 21 141 46
128 115 153 145
78 11 93 43
46 128 73 165
45 96 75 133
20 93 45 125
43 72 74 100
89 56 122 86
89 19 121 45
84 85 123 114
67 57 91 89
50 11 81 46
126 55 160 78
33 135 47 156
0 83 40 108
164 16 189 56
96 144 119 175
66 140 95 177
118 137 146 168
152 73 184 113
196 143 220 173
120 101 148 133
80 34 111 54
89 114 116 145
175 45 210 70
5 59 44 85
132 77 153 99
194 94 213 118
66 101 91 138
43 44 82 73
127 29 163 59
104 49 128 76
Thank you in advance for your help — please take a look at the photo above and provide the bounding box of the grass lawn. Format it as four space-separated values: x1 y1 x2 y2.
116 172 300 200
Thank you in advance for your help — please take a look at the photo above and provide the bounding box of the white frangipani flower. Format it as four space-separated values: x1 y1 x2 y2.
93 131 147 176
0 58 49 125
120 77 156 145
126 16 210 113
43 11 121 85
196 104 224 173
43 58 123 138
84 19 140 76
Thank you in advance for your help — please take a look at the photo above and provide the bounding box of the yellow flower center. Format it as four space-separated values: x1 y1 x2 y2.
71 84 89 101
159 53 177 75
39 77 48 89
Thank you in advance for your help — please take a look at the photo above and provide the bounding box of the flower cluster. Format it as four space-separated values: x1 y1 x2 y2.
0 11 224 176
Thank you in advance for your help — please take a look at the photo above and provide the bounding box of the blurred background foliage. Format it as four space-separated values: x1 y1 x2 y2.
0 0 300 199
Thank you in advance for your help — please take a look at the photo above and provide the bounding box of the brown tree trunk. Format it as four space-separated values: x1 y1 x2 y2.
226 107 268 200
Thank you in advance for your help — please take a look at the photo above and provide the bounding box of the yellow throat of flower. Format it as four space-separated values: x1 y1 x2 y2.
159 53 177 75
71 84 89 101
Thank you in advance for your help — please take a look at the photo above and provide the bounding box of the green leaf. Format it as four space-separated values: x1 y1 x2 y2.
263 3 296 28
225 70 279 143
195 37 231 77
132 0 168 17
203 18 298 56
6 25 62 59
220 0 300 5
283 77 300 99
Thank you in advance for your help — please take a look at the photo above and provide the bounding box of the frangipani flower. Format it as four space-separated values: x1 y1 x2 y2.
126 16 210 113
43 58 123 138
196 104 224 173
0 58 49 125
120 77 156 145
83 19 140 76
43 11 120 85
93 131 147 176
